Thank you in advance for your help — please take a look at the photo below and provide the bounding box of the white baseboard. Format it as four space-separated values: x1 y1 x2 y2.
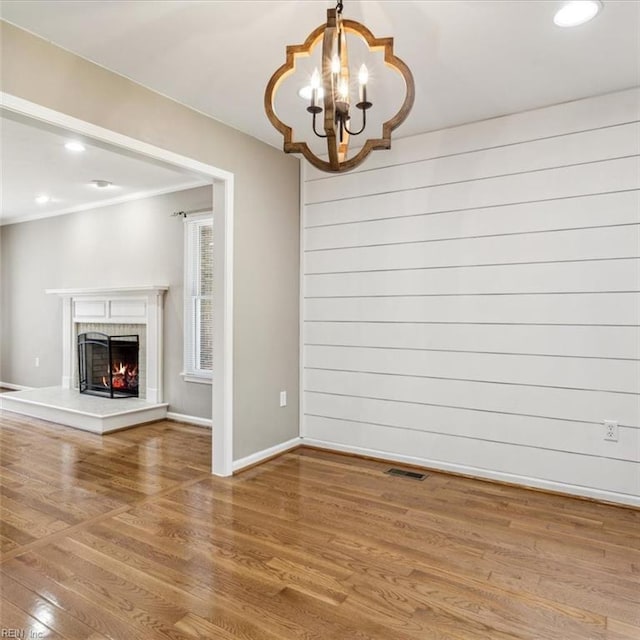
166 411 212 428
233 436 302 473
0 381 34 391
301 437 640 509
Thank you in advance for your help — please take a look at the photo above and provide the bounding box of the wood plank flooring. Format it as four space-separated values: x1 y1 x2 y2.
1 412 638 639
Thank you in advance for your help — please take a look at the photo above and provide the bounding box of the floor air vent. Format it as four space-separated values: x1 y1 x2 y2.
385 468 427 481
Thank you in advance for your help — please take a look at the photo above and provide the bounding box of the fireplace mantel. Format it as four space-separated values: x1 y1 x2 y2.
47 286 168 403
47 286 169 296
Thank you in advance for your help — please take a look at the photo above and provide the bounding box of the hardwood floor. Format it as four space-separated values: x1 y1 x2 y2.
1 413 638 639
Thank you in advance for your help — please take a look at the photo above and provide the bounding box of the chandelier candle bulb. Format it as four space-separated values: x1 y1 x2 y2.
331 54 341 75
311 68 320 109
339 78 349 102
358 64 368 104
307 68 323 115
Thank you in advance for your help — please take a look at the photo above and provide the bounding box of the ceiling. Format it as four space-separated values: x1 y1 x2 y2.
0 1 638 224
1 0 638 150
0 112 207 225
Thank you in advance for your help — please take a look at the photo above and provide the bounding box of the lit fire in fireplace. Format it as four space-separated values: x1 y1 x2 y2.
103 362 139 390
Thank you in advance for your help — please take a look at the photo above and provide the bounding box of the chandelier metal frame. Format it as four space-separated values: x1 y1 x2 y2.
264 2 415 173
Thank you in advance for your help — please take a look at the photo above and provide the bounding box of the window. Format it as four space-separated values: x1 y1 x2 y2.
183 214 213 382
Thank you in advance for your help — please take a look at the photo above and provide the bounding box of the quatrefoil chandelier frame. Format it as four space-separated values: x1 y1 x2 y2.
264 0 415 173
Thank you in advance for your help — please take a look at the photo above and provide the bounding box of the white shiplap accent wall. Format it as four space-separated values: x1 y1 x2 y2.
301 88 640 507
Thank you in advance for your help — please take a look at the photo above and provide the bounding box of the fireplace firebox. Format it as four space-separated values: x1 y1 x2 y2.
78 332 140 398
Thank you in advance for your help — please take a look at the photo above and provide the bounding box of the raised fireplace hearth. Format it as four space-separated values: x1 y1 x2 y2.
78 332 140 398
0 286 171 434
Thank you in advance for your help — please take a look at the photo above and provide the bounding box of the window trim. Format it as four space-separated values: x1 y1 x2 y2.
183 212 213 383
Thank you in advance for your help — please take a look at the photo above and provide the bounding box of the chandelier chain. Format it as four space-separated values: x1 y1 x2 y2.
336 0 344 15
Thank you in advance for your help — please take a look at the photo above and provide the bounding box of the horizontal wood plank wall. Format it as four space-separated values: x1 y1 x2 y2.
301 88 640 506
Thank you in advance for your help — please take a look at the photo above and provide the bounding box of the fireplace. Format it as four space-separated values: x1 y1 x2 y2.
78 332 140 398
47 286 167 403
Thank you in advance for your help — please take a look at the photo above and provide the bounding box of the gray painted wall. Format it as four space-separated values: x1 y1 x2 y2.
1 22 300 460
1 187 214 418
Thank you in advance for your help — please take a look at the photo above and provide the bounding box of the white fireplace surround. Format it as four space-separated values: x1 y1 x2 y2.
46 286 168 403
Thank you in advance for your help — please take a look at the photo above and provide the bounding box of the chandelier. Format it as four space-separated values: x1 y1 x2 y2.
264 0 415 173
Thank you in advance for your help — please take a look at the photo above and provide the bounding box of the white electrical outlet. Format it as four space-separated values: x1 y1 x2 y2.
279 391 287 407
35 357 40 367
604 420 619 442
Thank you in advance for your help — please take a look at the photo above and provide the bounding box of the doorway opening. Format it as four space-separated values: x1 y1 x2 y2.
1 92 234 476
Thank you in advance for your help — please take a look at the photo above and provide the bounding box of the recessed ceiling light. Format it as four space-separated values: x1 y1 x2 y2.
35 195 51 204
91 179 113 189
65 141 86 152
554 0 602 27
